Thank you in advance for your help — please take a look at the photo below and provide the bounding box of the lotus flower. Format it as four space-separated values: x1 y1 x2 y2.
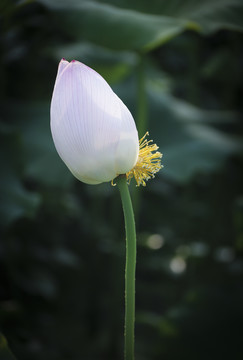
50 59 139 185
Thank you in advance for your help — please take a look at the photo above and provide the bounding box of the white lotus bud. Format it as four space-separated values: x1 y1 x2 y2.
50 59 139 185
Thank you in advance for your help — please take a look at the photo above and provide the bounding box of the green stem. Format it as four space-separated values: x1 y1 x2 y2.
116 175 136 360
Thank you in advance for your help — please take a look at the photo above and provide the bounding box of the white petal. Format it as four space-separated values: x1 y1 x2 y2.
51 59 139 184
57 58 69 77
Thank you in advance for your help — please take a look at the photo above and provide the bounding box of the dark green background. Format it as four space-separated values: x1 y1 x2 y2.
1 1 243 359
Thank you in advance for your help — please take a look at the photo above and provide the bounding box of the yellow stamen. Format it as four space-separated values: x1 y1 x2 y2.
126 132 163 186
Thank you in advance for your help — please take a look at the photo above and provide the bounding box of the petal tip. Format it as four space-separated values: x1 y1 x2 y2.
59 58 69 64
57 58 70 76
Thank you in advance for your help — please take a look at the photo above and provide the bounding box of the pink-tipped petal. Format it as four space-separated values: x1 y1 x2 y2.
57 58 69 77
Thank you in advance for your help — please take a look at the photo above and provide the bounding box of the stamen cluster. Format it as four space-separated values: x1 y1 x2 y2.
126 132 163 186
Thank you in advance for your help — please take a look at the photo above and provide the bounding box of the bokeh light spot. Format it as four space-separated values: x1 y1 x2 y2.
146 234 164 250
170 256 186 274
